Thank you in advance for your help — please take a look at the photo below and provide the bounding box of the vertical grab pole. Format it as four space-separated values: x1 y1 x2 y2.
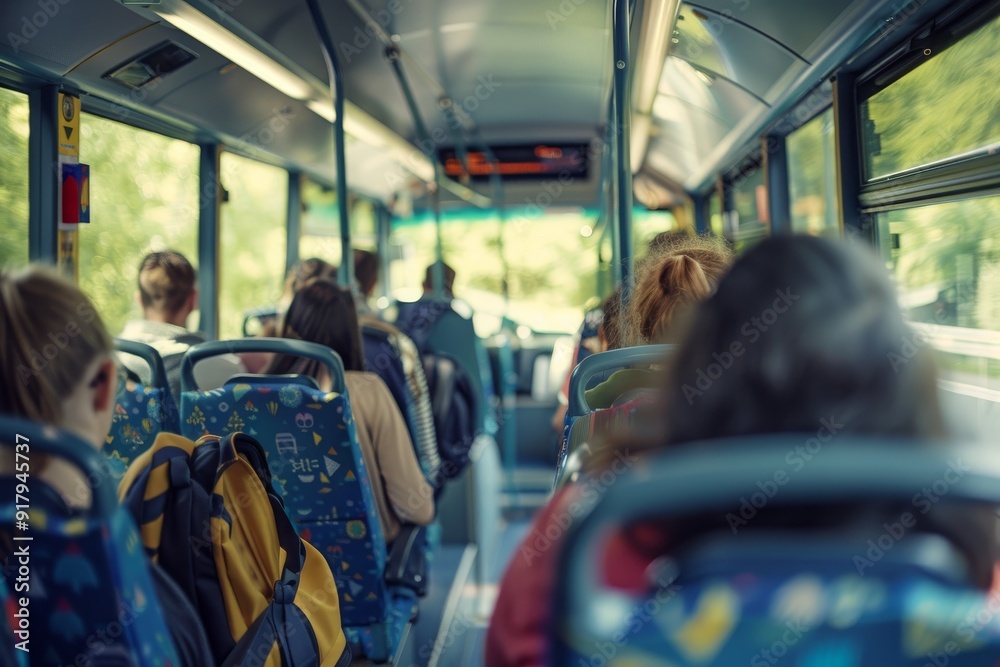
613 0 634 303
388 47 445 298
306 0 353 288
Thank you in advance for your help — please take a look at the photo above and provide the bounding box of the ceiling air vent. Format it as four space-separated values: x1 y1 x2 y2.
103 41 197 90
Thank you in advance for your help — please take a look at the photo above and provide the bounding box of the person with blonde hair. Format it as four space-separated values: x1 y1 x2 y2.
119 250 243 400
585 234 733 408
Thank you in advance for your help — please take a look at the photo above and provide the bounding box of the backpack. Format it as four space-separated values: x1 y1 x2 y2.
421 352 479 480
118 431 351 667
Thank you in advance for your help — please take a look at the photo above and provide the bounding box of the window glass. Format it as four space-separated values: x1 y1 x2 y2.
883 197 1000 332
390 208 601 334
788 109 840 237
632 209 678 263
79 114 199 334
709 190 723 236
725 156 768 251
882 196 1000 391
0 88 29 269
861 14 1000 180
299 180 341 268
219 152 287 339
298 186 378 272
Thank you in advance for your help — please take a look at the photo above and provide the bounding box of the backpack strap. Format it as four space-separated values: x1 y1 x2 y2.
219 434 322 667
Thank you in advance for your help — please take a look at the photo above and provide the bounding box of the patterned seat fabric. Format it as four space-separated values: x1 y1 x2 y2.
0 479 179 666
106 376 179 483
564 566 1000 666
182 379 413 662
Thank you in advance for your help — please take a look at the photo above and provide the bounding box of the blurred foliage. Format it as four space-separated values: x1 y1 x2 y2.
390 208 675 333
0 88 29 270
866 15 1000 333
218 152 287 339
887 197 1000 331
863 14 1000 179
788 109 840 238
78 114 199 335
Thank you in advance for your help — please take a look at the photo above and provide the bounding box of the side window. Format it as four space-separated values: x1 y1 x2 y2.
883 197 1000 333
219 152 288 339
861 14 1000 180
299 179 342 267
787 108 840 237
0 88 30 269
79 114 199 334
724 154 768 251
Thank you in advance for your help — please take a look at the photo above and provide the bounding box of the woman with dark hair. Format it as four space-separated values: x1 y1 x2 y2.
636 235 996 585
486 235 996 667
266 280 434 543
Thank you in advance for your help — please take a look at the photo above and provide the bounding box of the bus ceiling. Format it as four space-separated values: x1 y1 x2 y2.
0 0 962 206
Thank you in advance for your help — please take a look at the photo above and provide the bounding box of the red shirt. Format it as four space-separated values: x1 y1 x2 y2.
486 487 662 667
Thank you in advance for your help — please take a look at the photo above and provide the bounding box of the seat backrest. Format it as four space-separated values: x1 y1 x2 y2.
565 344 674 419
108 339 179 482
555 345 673 481
179 338 391 626
553 435 1000 666
396 298 494 434
0 417 180 666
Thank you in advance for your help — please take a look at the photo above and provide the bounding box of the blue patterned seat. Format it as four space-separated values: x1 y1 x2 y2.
0 417 180 666
107 340 179 483
553 436 1000 666
179 339 417 663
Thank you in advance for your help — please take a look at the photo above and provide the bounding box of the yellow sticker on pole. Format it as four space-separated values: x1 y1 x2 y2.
58 93 80 157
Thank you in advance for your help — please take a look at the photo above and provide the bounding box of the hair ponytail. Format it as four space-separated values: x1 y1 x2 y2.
623 236 732 346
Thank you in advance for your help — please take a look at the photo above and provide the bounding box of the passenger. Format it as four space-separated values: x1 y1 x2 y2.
0 265 212 665
584 235 732 409
0 266 118 509
265 279 434 542
550 288 622 435
486 236 994 667
353 248 379 311
423 260 456 298
240 256 340 374
119 251 244 401
353 251 444 486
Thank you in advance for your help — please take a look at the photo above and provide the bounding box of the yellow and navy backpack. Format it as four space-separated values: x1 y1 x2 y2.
118 431 351 667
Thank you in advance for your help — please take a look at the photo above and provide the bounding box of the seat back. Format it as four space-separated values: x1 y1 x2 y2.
396 298 495 434
108 339 179 482
556 345 673 480
179 339 391 627
0 417 179 666
553 435 1000 666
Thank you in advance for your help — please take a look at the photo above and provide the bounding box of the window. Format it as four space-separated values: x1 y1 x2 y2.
861 13 1000 180
0 88 29 269
79 114 199 334
725 155 768 250
632 209 678 263
787 109 840 237
709 190 723 236
298 186 378 277
219 152 287 339
299 179 341 268
390 208 601 334
882 197 1000 332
